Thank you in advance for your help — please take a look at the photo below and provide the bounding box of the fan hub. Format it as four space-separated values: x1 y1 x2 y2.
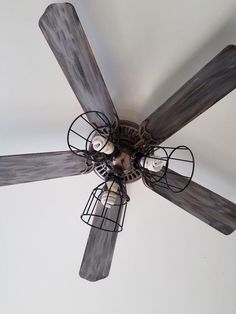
94 120 142 183
113 151 133 173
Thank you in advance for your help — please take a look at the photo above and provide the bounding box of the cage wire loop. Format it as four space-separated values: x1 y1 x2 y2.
67 111 115 162
139 145 195 193
81 177 129 232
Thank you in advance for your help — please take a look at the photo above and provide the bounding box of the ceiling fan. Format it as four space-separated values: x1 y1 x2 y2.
1 2 236 282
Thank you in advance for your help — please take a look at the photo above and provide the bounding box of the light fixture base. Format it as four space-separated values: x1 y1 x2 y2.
94 121 142 183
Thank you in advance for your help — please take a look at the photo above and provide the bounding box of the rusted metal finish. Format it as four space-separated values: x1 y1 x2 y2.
0 151 93 186
94 120 142 183
140 45 236 145
143 169 236 235
113 151 133 173
39 3 119 129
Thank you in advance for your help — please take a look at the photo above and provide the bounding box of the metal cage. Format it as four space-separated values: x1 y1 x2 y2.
138 145 195 193
81 177 129 232
67 111 115 162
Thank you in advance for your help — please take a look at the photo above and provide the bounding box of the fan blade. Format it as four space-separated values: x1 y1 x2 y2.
0 151 93 186
143 170 236 235
79 202 119 281
140 45 236 144
39 3 119 129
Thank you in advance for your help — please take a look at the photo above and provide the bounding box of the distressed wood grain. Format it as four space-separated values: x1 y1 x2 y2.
140 45 236 144
39 3 119 129
143 170 236 235
0 151 93 186
79 202 120 281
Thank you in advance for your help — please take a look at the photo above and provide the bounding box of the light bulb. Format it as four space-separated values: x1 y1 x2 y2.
140 151 165 172
100 181 119 208
92 135 114 154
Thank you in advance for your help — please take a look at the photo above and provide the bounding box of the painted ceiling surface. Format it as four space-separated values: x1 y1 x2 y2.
0 1 236 314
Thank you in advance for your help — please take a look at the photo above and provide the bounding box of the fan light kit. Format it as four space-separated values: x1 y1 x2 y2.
1 3 236 282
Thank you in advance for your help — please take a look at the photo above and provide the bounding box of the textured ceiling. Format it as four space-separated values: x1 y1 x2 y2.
0 1 236 314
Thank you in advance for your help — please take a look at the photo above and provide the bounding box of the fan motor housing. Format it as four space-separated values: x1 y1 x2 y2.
94 120 142 183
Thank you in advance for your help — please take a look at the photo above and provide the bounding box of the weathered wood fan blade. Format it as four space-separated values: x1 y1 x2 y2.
143 170 236 235
79 202 119 281
39 3 119 129
140 45 236 144
0 151 93 186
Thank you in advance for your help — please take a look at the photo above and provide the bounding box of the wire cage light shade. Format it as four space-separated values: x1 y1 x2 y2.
67 111 115 162
81 178 129 232
138 145 195 193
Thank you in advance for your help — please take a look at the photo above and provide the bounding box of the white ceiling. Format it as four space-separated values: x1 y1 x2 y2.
0 0 236 313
